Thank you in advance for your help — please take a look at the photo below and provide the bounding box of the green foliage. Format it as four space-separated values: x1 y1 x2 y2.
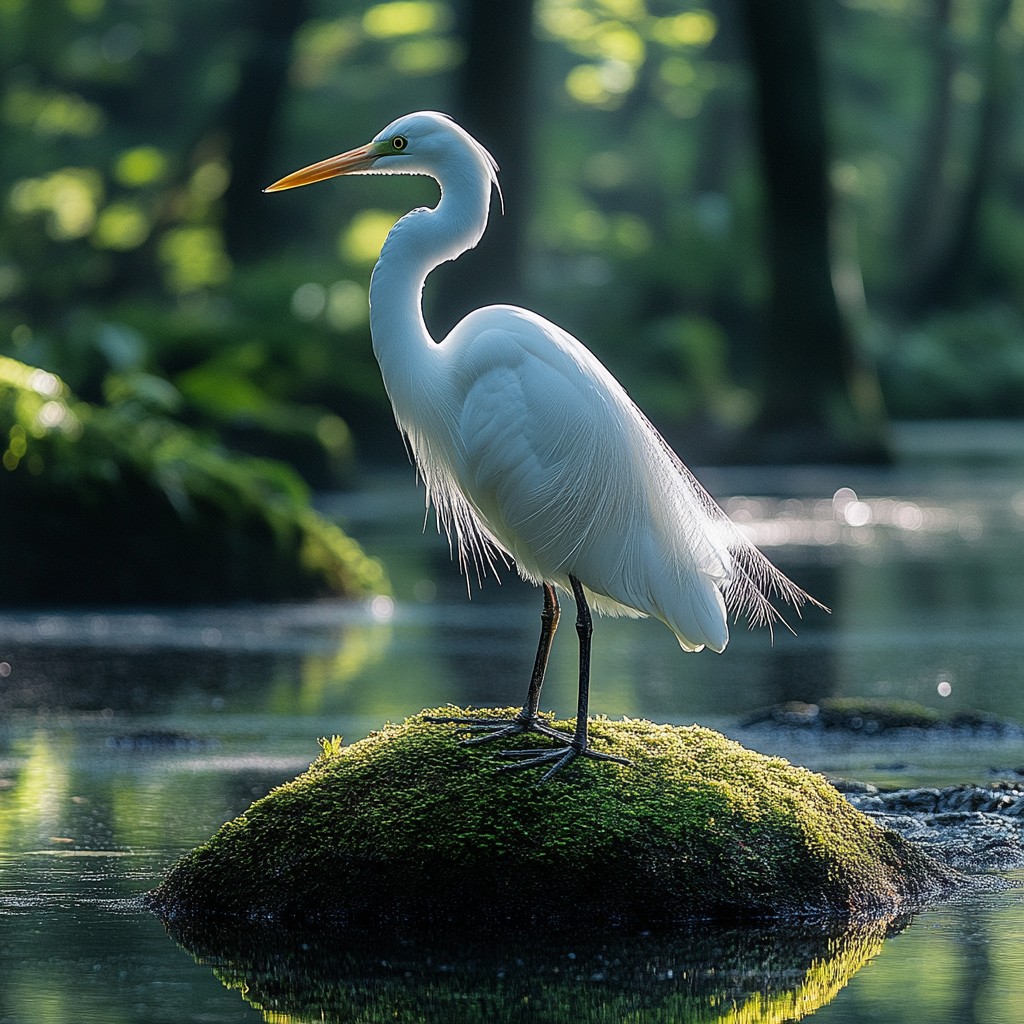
0 0 453 474
318 734 345 758
148 708 961 932
876 306 1024 418
630 313 755 426
2 0 1024 470
0 0 460 315
0 355 388 604
4 287 381 481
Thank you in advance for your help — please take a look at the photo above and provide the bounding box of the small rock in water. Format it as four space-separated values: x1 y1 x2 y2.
826 778 879 796
843 781 1024 873
742 698 1023 738
106 731 213 751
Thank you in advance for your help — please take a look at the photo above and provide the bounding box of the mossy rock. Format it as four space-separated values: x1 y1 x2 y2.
147 709 963 932
743 697 1023 736
0 356 386 604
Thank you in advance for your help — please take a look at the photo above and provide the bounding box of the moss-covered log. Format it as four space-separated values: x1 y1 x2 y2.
147 709 963 932
0 356 386 604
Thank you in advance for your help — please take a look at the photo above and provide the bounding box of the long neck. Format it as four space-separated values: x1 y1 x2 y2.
368 162 491 427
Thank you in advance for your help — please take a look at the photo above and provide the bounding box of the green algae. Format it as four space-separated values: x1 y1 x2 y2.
148 709 962 932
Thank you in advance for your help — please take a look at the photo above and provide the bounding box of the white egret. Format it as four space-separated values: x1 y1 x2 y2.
265 111 824 780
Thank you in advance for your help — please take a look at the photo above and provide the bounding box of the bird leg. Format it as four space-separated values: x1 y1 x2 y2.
425 583 574 744
498 575 631 782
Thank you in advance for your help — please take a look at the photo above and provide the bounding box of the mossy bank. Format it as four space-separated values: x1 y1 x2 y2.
147 709 963 932
0 355 385 604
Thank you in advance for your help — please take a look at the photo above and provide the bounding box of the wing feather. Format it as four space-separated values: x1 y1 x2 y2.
398 304 824 648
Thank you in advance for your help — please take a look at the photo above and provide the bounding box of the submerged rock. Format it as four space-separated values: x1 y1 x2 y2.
147 709 963 933
105 730 215 752
743 698 1022 737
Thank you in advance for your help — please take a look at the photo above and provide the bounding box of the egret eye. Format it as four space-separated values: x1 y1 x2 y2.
391 136 408 152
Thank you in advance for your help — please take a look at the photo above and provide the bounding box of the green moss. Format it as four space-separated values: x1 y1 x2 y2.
0 356 387 604
148 709 962 932
824 696 937 718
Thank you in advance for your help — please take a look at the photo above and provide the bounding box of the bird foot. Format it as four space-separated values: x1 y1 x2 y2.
497 743 631 783
424 711 574 747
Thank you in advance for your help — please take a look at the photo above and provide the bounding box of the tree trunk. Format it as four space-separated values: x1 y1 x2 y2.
221 0 310 262
427 0 535 335
900 0 1013 312
893 0 956 304
738 0 888 463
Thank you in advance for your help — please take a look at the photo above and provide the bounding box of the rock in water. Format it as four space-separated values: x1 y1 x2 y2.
146 709 964 932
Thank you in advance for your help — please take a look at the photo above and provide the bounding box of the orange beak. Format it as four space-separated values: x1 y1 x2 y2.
263 142 380 193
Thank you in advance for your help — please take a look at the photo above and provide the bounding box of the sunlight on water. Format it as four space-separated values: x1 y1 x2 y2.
724 483 1006 550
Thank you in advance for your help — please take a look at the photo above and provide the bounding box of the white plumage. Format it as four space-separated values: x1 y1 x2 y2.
266 111 823 779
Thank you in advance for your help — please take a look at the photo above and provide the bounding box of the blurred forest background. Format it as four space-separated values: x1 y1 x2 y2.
2 0 1024 601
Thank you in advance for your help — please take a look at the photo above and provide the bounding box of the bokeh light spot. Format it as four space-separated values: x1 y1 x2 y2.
93 201 150 250
292 282 327 321
340 211 397 265
363 2 448 38
115 146 168 187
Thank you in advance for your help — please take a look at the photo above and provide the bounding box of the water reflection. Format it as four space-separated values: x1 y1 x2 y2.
166 916 900 1024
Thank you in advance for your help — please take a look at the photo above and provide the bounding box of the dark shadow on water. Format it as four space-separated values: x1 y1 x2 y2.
162 914 906 1023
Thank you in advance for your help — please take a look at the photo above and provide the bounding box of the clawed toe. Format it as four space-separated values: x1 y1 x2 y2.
427 709 630 782
497 743 631 782
425 713 573 747
497 745 577 782
461 722 530 745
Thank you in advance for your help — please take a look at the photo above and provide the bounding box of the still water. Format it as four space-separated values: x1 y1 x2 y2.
2 454 1024 1023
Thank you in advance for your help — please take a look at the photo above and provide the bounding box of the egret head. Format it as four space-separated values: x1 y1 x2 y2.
263 111 501 206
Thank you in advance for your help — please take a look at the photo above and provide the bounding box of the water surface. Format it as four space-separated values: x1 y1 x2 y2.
2 458 1023 1022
